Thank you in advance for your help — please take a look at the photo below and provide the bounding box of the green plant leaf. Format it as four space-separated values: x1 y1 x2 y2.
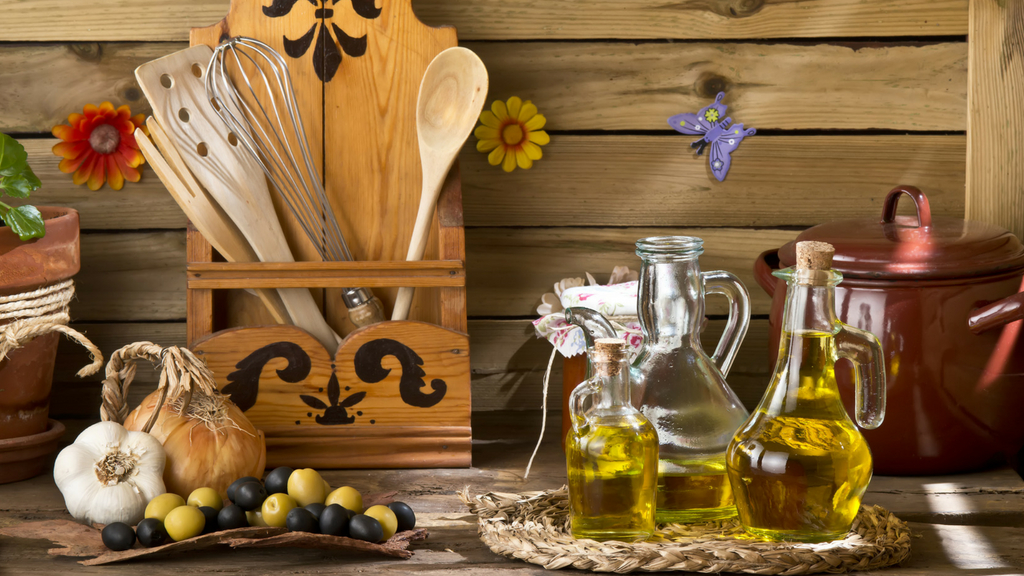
0 133 30 178
4 205 45 241
0 165 41 198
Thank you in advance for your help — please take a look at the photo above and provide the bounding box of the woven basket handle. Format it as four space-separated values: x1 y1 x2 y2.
100 341 217 433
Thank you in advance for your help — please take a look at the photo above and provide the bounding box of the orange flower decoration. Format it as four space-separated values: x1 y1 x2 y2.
51 102 146 191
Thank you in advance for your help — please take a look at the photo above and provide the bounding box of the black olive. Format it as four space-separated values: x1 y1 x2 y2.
319 504 352 536
198 506 220 534
286 507 319 533
101 522 136 551
218 504 249 530
387 502 416 532
227 476 260 503
304 502 326 520
263 466 294 496
348 514 384 543
136 517 169 548
234 481 268 511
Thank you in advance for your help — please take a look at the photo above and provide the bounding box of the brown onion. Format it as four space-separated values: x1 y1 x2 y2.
125 389 266 499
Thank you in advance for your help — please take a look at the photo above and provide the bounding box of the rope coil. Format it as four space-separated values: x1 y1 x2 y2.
460 488 913 574
0 280 102 378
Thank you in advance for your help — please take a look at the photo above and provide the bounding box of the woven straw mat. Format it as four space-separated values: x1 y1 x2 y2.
459 487 911 574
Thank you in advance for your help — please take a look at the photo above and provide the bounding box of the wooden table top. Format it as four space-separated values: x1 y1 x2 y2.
2 412 1023 574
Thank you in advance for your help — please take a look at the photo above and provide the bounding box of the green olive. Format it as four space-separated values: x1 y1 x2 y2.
145 493 186 522
164 505 206 541
325 486 363 513
364 505 398 540
322 478 331 495
187 487 223 511
287 468 326 507
261 493 297 527
246 510 269 527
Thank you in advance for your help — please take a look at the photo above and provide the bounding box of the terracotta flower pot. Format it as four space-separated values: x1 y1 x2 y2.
0 207 80 442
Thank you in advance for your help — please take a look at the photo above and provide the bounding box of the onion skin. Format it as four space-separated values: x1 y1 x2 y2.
124 391 266 499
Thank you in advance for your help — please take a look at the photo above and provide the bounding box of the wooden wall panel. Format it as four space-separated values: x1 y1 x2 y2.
73 232 186 321
966 0 1024 240
0 0 967 41
466 227 800 317
50 323 187 418
475 42 967 131
462 135 967 227
1 41 966 133
470 319 773 412
18 140 184 230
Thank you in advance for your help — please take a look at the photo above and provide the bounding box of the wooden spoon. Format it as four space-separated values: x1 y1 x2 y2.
391 47 488 321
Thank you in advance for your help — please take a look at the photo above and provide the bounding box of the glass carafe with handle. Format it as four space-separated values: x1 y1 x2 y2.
726 241 885 542
631 236 751 523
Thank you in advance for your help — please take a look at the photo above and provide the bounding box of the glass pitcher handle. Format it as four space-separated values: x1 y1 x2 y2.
702 270 751 377
568 379 597 433
835 323 887 429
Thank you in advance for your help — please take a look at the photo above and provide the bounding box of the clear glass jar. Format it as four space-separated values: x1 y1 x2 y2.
632 236 751 523
566 338 658 541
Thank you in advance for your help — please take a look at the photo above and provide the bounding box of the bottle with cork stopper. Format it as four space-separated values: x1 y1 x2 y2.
566 338 658 541
725 241 887 542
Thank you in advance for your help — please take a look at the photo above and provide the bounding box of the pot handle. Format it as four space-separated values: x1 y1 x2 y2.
882 185 933 228
968 292 1024 334
754 249 781 298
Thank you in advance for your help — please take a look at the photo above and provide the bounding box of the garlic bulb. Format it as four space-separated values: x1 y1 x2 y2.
53 421 166 526
124 389 266 499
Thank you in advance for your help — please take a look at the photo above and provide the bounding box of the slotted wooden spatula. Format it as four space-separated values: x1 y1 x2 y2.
135 44 341 351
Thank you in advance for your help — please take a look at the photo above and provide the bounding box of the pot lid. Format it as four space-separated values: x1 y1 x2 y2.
778 187 1024 280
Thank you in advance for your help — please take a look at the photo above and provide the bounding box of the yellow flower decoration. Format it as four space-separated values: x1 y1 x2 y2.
474 97 550 172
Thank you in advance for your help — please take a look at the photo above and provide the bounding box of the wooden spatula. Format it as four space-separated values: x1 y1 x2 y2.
135 120 290 325
135 45 341 351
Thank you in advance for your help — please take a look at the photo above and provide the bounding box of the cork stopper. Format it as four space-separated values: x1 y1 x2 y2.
591 338 628 376
796 241 835 271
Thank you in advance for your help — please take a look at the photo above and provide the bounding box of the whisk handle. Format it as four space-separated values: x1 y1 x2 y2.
349 296 386 327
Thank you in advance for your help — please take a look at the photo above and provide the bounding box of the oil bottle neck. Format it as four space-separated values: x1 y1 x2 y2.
638 258 703 347
781 282 840 335
592 357 632 409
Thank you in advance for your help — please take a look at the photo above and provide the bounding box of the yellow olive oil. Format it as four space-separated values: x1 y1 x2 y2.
727 332 873 542
656 457 736 523
566 414 659 541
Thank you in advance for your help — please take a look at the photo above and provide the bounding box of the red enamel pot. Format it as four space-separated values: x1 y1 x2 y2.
754 186 1024 475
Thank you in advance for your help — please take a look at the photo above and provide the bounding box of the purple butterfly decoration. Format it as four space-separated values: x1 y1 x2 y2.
668 92 755 182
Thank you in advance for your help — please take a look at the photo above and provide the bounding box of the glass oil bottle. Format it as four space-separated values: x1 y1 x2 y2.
726 241 886 542
631 237 751 523
566 338 658 541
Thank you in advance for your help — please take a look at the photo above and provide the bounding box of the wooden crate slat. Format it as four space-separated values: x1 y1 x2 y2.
47 319 774 416
475 41 967 131
0 0 967 41
1 41 966 133
187 261 466 289
966 0 1024 240
462 135 967 227
466 227 801 317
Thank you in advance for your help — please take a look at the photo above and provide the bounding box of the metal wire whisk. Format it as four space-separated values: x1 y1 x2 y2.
206 37 380 320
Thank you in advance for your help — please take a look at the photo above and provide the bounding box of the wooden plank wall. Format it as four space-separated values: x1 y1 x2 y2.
0 0 969 419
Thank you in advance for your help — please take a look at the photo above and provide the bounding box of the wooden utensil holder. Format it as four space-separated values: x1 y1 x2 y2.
182 0 471 468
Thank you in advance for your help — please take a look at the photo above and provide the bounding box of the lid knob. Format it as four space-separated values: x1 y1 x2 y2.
796 241 835 271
